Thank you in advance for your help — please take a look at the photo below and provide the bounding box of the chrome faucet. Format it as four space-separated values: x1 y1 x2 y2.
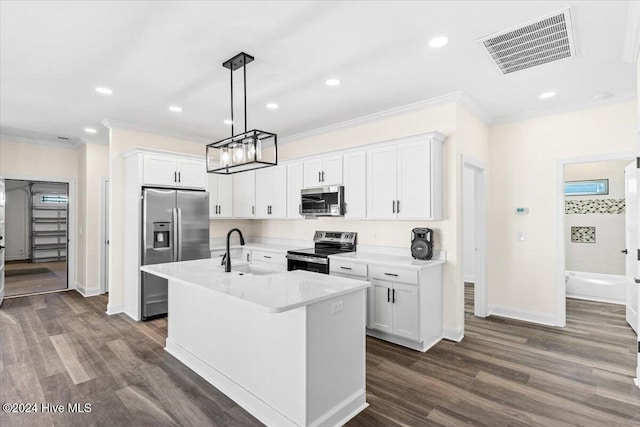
224 228 245 272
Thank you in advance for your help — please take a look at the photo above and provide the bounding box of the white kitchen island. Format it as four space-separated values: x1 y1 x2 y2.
141 258 370 427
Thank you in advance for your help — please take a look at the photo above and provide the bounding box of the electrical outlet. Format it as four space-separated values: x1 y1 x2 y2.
331 300 344 314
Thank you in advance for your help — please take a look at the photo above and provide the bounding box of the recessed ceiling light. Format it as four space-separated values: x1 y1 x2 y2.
266 103 278 110
84 127 97 134
325 78 340 86
539 91 556 99
224 119 233 125
428 36 449 48
95 86 113 95
169 105 183 113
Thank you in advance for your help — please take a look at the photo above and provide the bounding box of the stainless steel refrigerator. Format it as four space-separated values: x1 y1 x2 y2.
141 188 209 319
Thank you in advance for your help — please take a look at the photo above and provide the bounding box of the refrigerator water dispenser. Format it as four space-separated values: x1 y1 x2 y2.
153 222 170 248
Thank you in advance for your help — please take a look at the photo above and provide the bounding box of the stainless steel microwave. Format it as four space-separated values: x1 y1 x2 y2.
300 186 345 217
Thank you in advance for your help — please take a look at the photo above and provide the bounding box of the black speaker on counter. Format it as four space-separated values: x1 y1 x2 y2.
411 228 433 260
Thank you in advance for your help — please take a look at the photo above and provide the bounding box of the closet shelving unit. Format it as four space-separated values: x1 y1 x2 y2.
30 192 67 263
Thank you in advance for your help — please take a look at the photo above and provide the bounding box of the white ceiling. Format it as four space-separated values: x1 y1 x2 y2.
0 1 635 146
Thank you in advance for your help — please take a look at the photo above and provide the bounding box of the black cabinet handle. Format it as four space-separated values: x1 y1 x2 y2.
322 171 325 182
397 200 400 213
0 245 5 250
621 249 628 254
387 288 390 302
392 289 396 303
174 171 177 182
384 272 398 277
246 253 250 261
264 255 272 259
392 200 396 213
252 205 255 215
340 266 352 270
178 172 181 182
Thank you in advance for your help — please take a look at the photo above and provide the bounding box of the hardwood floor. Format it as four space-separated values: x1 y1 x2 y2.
5 261 67 297
1 288 638 426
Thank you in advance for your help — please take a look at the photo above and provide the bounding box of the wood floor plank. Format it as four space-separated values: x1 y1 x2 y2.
49 334 93 385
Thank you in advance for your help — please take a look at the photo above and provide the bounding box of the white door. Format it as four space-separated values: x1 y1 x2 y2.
177 158 206 189
367 145 397 219
392 283 420 341
232 171 256 218
344 152 366 219
0 179 5 306
287 162 304 219
397 140 431 219
322 155 343 185
303 158 323 188
625 161 638 333
216 174 233 218
370 279 393 333
143 155 177 186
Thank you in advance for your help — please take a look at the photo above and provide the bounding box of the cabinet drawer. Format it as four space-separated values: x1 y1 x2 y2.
369 265 418 285
330 259 367 278
252 249 286 267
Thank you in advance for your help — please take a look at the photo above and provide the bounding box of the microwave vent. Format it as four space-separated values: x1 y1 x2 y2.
478 8 576 74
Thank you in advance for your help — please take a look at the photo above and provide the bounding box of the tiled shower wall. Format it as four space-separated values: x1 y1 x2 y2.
564 160 630 275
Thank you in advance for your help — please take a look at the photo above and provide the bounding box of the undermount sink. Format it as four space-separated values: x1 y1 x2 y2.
232 264 279 276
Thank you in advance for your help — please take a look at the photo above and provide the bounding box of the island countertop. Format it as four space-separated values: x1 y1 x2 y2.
141 258 370 314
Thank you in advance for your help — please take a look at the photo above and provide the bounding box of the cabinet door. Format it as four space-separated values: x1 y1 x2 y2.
343 152 366 219
232 171 255 218
322 155 343 185
269 165 287 218
287 162 304 219
255 168 272 218
207 174 219 218
366 146 397 219
303 158 323 188
143 155 177 186
397 140 431 219
216 174 233 218
370 279 393 333
177 158 207 189
392 283 420 341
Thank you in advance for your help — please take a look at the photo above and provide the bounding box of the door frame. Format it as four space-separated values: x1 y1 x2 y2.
99 176 109 294
555 151 636 327
461 155 488 331
0 173 76 292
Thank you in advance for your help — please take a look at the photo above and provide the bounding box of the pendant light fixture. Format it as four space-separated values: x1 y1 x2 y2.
207 52 277 174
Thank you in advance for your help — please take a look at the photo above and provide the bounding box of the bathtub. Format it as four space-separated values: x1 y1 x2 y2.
565 271 628 305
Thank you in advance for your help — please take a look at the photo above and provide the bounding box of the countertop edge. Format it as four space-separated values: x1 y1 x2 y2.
328 253 446 270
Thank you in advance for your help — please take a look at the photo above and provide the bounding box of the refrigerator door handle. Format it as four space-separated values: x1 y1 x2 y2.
171 208 178 261
176 207 183 261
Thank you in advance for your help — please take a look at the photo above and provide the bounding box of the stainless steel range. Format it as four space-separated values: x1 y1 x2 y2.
286 231 357 274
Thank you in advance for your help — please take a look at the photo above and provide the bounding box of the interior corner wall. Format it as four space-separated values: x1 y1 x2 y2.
107 127 207 312
76 145 88 290
488 101 636 322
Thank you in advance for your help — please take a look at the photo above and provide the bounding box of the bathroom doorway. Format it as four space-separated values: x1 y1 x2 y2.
4 179 69 297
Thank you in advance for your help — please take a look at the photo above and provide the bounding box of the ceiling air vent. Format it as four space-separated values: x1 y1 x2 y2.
478 8 576 74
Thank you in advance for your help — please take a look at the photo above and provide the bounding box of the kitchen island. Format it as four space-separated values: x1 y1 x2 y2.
141 258 370 427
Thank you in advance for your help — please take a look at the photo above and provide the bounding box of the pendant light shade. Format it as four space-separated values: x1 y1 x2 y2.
207 52 277 174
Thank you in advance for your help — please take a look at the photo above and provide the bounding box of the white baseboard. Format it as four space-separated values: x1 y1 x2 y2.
566 293 625 305
106 302 124 315
443 325 464 342
75 283 101 297
488 304 556 326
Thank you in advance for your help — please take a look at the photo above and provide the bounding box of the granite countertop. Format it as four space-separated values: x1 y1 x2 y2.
141 258 370 313
328 251 446 270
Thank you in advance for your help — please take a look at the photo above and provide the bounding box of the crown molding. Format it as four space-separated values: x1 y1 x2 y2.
623 0 640 63
0 134 83 150
101 119 212 144
279 91 491 145
491 91 637 126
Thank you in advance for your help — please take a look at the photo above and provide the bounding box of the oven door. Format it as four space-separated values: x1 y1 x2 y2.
300 186 344 216
286 254 329 274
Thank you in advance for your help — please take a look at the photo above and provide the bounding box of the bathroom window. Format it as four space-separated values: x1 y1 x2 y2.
564 179 608 196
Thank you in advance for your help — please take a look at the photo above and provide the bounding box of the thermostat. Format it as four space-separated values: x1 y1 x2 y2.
515 207 529 214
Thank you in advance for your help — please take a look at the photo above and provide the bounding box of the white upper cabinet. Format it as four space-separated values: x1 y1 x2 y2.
366 134 444 220
343 151 366 219
366 145 397 219
287 162 304 219
142 154 206 189
256 165 287 218
232 171 256 218
303 154 343 187
208 174 233 218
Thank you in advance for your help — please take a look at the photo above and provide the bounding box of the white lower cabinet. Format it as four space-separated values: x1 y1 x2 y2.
370 280 394 333
369 279 419 340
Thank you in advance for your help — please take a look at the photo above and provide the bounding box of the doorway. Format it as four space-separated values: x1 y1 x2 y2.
461 155 487 335
4 179 69 297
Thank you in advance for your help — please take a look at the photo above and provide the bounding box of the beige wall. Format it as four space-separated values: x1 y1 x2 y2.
488 101 636 320
76 143 109 293
107 127 207 311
